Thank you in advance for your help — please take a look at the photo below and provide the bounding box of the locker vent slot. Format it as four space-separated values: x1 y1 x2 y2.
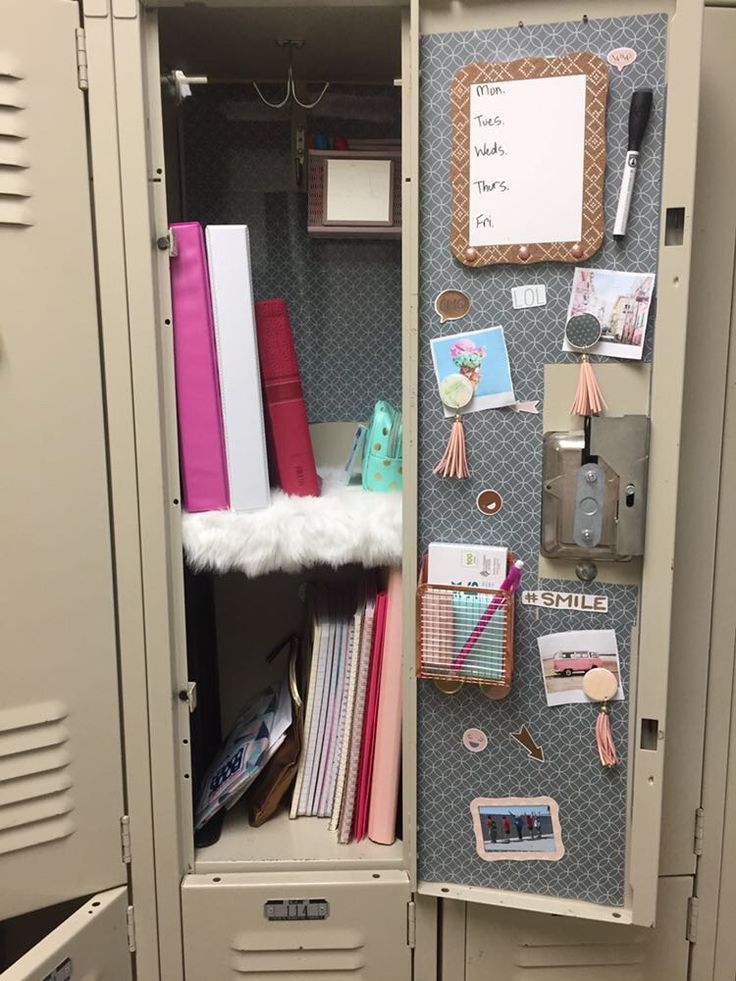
0 138 29 169
230 933 366 976
512 938 644 971
0 106 26 140
0 72 31 226
0 702 75 855
0 77 24 110
0 59 24 81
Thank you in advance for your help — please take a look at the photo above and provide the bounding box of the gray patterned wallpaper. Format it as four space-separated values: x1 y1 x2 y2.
181 86 402 423
417 14 667 906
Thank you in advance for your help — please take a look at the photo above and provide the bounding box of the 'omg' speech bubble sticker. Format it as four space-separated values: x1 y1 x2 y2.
607 47 637 71
435 288 471 324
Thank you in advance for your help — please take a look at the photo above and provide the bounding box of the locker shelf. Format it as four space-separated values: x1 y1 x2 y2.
194 804 404 874
182 468 402 578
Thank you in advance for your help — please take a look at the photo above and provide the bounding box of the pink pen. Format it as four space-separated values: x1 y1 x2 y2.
451 560 524 670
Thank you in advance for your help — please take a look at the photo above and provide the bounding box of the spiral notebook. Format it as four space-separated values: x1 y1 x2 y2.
330 606 366 831
338 595 376 843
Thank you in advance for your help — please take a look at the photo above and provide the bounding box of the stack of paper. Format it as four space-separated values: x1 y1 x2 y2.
428 542 508 588
290 573 402 846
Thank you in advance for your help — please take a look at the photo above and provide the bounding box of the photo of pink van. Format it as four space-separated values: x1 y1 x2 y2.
552 651 608 677
537 630 624 706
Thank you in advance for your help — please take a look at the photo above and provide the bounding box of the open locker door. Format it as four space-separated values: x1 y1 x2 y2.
0 0 126 921
0 888 132 981
411 0 702 928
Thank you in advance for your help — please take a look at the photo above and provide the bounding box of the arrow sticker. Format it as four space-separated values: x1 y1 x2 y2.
510 725 545 762
510 400 540 414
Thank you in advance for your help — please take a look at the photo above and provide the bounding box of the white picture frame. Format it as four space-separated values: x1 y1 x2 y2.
323 157 394 226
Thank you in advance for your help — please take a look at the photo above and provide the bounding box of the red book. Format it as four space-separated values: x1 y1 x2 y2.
254 298 320 497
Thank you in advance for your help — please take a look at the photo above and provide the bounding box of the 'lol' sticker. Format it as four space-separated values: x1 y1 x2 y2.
511 284 546 310
463 728 488 753
435 288 471 324
607 47 637 71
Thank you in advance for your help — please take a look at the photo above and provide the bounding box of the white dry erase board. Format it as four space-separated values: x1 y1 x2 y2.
450 52 609 266
324 158 394 225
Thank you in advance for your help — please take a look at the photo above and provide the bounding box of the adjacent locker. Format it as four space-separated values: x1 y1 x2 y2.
0 0 127 922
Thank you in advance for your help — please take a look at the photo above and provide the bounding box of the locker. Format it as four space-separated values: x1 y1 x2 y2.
5 0 736 978
0 0 126 943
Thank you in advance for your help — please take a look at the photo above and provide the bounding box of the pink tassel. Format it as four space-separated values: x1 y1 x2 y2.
433 415 470 479
570 354 607 416
595 703 618 767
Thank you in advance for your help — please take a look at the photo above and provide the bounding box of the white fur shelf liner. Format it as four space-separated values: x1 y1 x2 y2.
182 470 402 577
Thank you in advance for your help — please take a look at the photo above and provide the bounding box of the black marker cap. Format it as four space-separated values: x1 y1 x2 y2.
628 89 653 152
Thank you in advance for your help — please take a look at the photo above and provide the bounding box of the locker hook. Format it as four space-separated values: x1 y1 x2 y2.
252 40 330 110
163 69 208 104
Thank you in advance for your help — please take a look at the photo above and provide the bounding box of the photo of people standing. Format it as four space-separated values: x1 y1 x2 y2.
476 804 555 854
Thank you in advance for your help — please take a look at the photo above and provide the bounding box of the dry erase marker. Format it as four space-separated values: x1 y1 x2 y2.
613 89 653 239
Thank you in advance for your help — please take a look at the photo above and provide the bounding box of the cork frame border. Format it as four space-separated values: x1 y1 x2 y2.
450 53 609 267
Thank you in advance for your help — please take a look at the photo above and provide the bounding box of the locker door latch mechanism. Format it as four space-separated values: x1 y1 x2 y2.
541 414 650 562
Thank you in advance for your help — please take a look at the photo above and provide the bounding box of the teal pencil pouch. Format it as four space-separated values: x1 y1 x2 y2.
362 400 403 492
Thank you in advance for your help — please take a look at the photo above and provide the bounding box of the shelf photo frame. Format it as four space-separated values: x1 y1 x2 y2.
323 156 395 226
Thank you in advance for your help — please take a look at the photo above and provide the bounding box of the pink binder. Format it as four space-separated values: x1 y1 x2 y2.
368 569 403 845
169 222 229 512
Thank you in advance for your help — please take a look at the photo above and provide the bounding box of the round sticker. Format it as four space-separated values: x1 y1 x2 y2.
476 489 503 515
565 313 602 352
583 667 619 702
439 372 474 410
463 728 488 753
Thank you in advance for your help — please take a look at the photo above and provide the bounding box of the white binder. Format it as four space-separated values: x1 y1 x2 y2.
206 225 270 512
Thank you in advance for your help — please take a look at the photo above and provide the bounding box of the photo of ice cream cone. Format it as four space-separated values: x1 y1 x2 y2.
450 338 487 390
431 325 516 419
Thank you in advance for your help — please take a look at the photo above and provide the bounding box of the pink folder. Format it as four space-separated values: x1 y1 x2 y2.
169 222 229 512
354 590 388 842
368 569 403 845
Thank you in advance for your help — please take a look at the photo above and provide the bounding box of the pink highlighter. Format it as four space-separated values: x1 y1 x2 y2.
451 560 524 671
